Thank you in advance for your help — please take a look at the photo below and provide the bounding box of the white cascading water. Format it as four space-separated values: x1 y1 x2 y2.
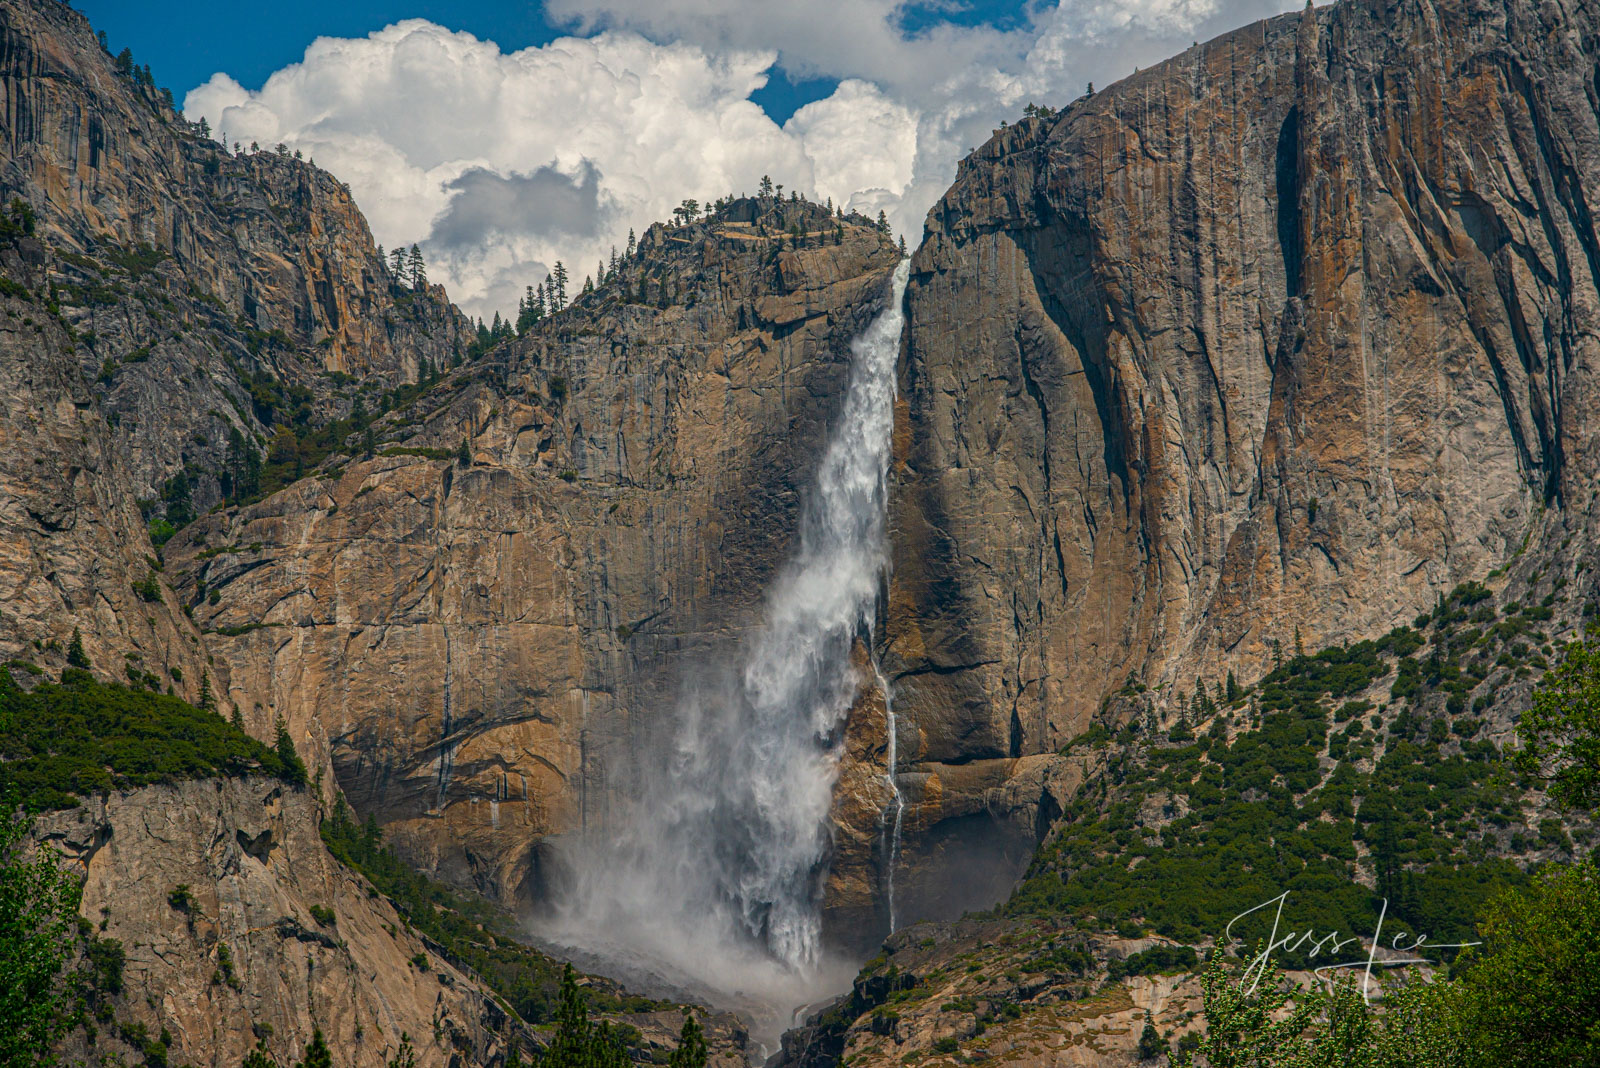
538 259 910 1039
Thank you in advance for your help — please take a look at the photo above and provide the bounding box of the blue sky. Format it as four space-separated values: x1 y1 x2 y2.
75 0 1032 125
89 0 1286 317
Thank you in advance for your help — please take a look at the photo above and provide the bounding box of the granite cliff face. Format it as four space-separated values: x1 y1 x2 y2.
38 778 524 1068
14 0 1600 1056
881 0 1600 914
0 0 468 511
0 223 207 687
162 201 902 921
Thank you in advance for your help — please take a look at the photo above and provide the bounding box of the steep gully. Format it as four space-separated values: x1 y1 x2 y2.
537 261 912 1047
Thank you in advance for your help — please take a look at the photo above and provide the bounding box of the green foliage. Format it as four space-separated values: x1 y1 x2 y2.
274 719 308 789
1515 627 1600 812
1451 861 1600 1066
132 570 162 603
308 904 335 926
1172 954 1464 1068
1137 1015 1166 1061
215 941 240 989
387 1033 417 1068
1009 594 1533 957
0 670 284 809
1108 944 1198 980
242 1040 279 1068
668 1012 708 1068
167 884 196 915
544 964 632 1068
0 196 38 242
1172 864 1600 1066
84 935 124 996
295 1028 332 1068
66 629 89 670
0 802 84 1066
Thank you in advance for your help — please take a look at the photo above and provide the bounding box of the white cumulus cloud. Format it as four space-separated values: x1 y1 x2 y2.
185 0 1297 320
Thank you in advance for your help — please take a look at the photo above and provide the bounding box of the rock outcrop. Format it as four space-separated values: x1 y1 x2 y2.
881 0 1600 916
162 201 902 911
0 0 468 509
0 209 207 690
779 918 1203 1068
38 778 523 1068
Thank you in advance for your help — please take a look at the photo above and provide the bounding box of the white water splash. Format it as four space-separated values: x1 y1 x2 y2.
538 258 910 1032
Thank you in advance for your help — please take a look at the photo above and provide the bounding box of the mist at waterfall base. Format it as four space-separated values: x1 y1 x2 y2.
533 260 911 1043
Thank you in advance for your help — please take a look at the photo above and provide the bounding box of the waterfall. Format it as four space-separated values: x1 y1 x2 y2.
873 655 905 933
539 259 910 1030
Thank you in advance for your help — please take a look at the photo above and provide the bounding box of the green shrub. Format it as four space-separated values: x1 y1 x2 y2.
167 885 195 915
1108 944 1198 980
0 669 285 809
132 571 162 603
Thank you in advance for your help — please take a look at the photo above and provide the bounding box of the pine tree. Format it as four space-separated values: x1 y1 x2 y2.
543 965 631 1068
363 426 376 459
877 209 890 233
386 1033 417 1068
296 1028 332 1068
626 229 636 258
67 627 90 670
199 673 215 713
242 1040 279 1068
668 1013 707 1068
517 285 540 333
1225 670 1241 704
389 247 408 286
457 438 471 466
759 175 774 198
274 718 308 788
1137 1014 1165 1060
552 262 569 308
408 245 426 290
